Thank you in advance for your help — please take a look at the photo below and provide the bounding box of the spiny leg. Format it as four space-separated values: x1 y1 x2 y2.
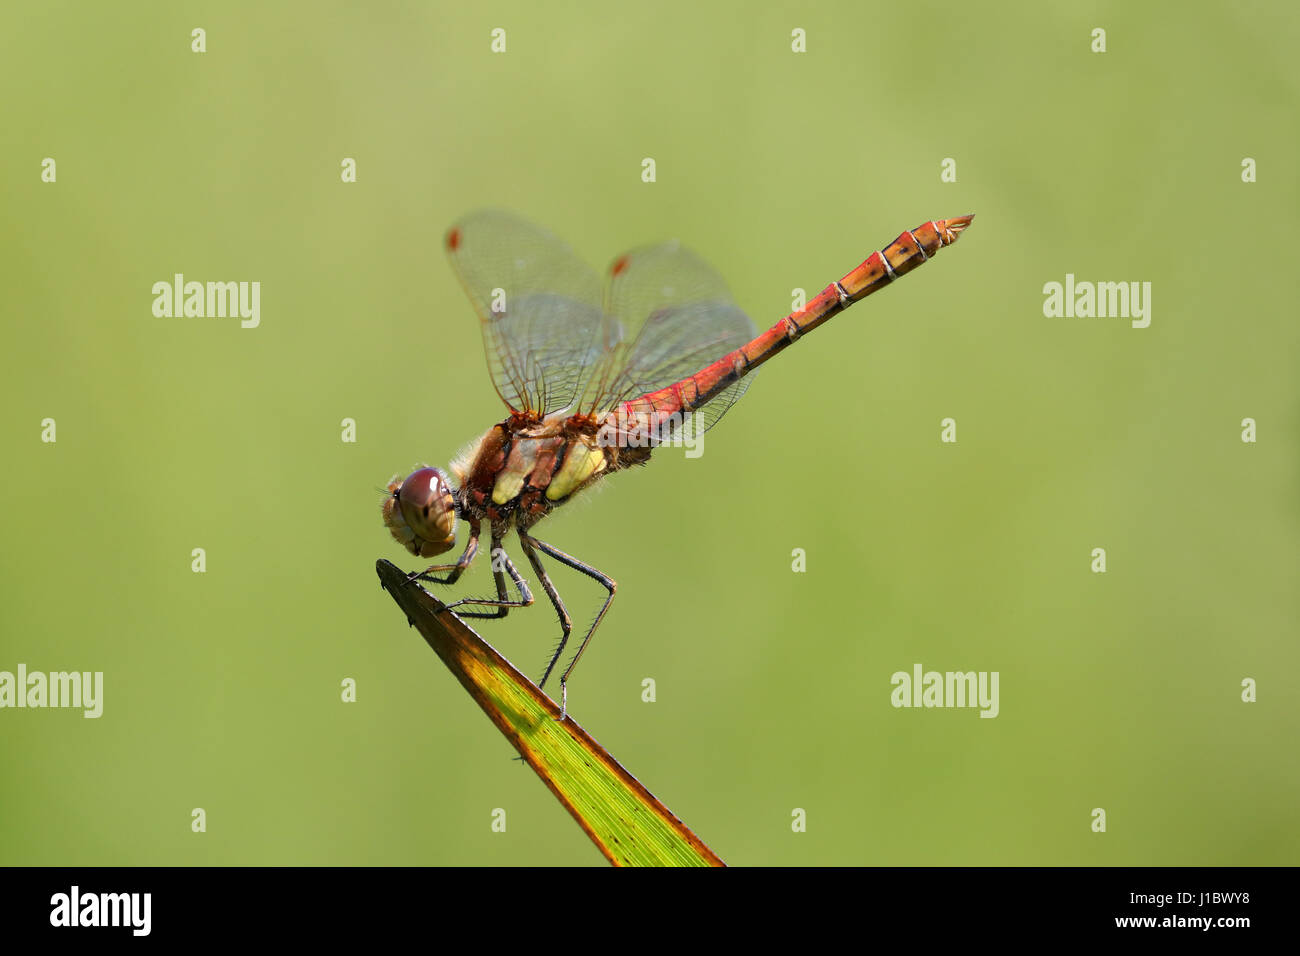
516 531 572 691
404 517 530 617
445 531 534 619
407 519 481 586
520 529 616 717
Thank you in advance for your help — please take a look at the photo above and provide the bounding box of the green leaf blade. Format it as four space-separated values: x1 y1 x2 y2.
377 559 724 867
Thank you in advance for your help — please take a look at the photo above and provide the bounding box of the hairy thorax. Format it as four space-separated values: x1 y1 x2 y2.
451 410 647 529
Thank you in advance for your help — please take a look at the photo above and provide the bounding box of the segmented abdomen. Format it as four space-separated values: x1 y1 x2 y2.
615 216 974 433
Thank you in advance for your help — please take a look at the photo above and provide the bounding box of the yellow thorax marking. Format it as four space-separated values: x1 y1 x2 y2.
546 442 605 501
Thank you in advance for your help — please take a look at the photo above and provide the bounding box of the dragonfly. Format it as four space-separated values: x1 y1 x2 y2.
384 210 974 715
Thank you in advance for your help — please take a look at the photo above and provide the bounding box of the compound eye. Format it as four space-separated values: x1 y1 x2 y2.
396 468 456 556
399 468 445 509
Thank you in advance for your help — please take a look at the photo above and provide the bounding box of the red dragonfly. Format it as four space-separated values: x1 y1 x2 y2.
385 210 974 714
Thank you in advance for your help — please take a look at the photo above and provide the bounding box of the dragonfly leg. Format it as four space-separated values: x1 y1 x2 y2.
445 531 534 619
519 530 616 718
408 520 481 586
515 532 573 691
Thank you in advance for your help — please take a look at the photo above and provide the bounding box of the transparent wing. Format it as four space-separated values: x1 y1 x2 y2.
446 210 608 415
580 241 759 434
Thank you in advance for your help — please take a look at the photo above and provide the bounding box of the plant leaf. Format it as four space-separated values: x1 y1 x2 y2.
376 559 725 867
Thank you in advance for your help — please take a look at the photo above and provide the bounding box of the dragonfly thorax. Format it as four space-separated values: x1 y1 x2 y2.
449 412 636 531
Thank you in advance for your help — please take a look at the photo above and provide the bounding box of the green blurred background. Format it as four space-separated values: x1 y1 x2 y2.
2 1 1296 866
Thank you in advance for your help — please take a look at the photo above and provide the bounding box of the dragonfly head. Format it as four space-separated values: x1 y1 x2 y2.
383 467 457 557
